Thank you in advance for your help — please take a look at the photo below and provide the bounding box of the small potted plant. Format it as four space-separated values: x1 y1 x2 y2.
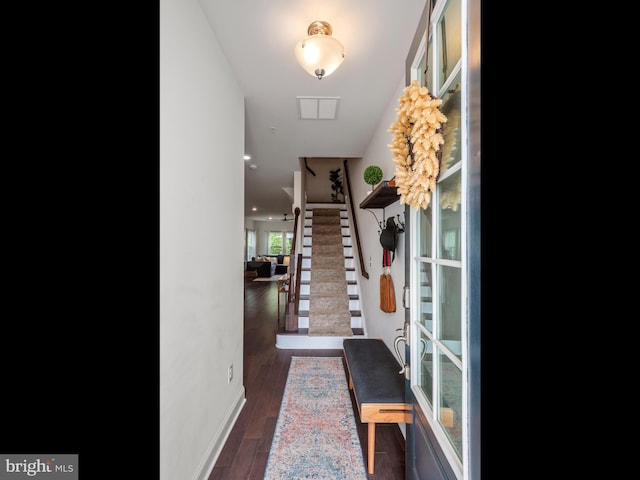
363 165 383 194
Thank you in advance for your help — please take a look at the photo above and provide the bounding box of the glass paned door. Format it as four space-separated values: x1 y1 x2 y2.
406 0 467 478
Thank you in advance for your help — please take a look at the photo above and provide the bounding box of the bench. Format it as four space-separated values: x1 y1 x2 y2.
343 338 411 474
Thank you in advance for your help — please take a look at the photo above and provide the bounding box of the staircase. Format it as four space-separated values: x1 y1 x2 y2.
275 203 365 349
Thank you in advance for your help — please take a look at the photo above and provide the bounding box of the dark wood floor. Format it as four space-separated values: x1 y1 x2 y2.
208 276 406 479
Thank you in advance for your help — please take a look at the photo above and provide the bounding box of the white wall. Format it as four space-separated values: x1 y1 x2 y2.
305 158 344 203
160 1 245 479
348 75 408 438
350 75 408 359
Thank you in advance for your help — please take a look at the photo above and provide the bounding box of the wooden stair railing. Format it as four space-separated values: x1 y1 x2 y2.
343 160 369 279
285 207 301 331
282 164 368 332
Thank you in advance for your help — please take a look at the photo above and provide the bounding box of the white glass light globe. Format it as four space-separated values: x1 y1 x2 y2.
294 35 344 79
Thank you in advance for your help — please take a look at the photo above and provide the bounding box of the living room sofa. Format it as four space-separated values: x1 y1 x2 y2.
246 259 276 277
245 255 289 277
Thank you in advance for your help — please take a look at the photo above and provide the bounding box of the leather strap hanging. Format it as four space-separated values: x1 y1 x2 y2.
380 273 388 311
379 267 396 313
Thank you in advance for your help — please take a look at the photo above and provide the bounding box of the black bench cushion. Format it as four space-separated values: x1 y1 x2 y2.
343 338 405 404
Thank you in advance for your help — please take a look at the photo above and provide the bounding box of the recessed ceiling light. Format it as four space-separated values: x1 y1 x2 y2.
244 154 251 160
249 164 258 170
252 207 257 211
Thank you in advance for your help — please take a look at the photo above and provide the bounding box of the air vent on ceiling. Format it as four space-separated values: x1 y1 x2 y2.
296 96 340 120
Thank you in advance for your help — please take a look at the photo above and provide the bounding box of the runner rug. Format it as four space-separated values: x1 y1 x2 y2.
263 356 368 479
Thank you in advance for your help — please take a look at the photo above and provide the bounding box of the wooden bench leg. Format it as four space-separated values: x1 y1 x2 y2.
367 422 376 474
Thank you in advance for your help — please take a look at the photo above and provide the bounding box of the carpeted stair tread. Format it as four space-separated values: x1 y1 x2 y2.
312 214 342 223
311 244 344 253
310 295 349 310
311 217 338 223
314 256 345 268
311 233 343 243
309 325 353 337
311 268 346 281
311 223 342 233
308 208 352 336
309 282 347 295
312 208 342 216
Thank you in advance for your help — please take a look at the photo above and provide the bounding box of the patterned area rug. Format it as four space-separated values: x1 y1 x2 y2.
263 357 368 479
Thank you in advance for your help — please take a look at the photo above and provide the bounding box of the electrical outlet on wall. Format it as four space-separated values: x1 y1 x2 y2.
228 364 233 383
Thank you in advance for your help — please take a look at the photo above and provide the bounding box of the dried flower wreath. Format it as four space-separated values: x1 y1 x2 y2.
387 80 447 210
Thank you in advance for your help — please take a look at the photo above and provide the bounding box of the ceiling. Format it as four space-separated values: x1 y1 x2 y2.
200 0 428 221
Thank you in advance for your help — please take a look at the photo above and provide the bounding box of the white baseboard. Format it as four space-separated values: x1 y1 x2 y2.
194 387 246 480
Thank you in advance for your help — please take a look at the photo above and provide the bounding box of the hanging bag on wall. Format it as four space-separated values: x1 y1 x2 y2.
384 271 396 312
379 217 398 264
379 219 398 313
380 272 388 311
379 271 396 312
379 267 396 313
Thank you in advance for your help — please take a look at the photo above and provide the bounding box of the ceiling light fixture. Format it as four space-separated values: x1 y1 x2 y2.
294 21 344 80
244 154 251 160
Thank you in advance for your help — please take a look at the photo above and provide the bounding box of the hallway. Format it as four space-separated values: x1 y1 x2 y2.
208 276 406 479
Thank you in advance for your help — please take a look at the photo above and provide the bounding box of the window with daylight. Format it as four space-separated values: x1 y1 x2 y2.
268 231 293 255
246 229 256 261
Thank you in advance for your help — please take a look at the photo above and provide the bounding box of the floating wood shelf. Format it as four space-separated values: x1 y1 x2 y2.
359 180 399 209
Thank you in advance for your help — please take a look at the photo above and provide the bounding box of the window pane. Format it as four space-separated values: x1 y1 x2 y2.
438 170 461 261
425 37 433 92
269 232 283 255
437 264 461 360
418 262 433 331
417 330 433 407
436 0 461 88
418 204 433 257
246 229 256 261
417 48 428 90
439 71 462 174
286 232 293 254
439 352 462 460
